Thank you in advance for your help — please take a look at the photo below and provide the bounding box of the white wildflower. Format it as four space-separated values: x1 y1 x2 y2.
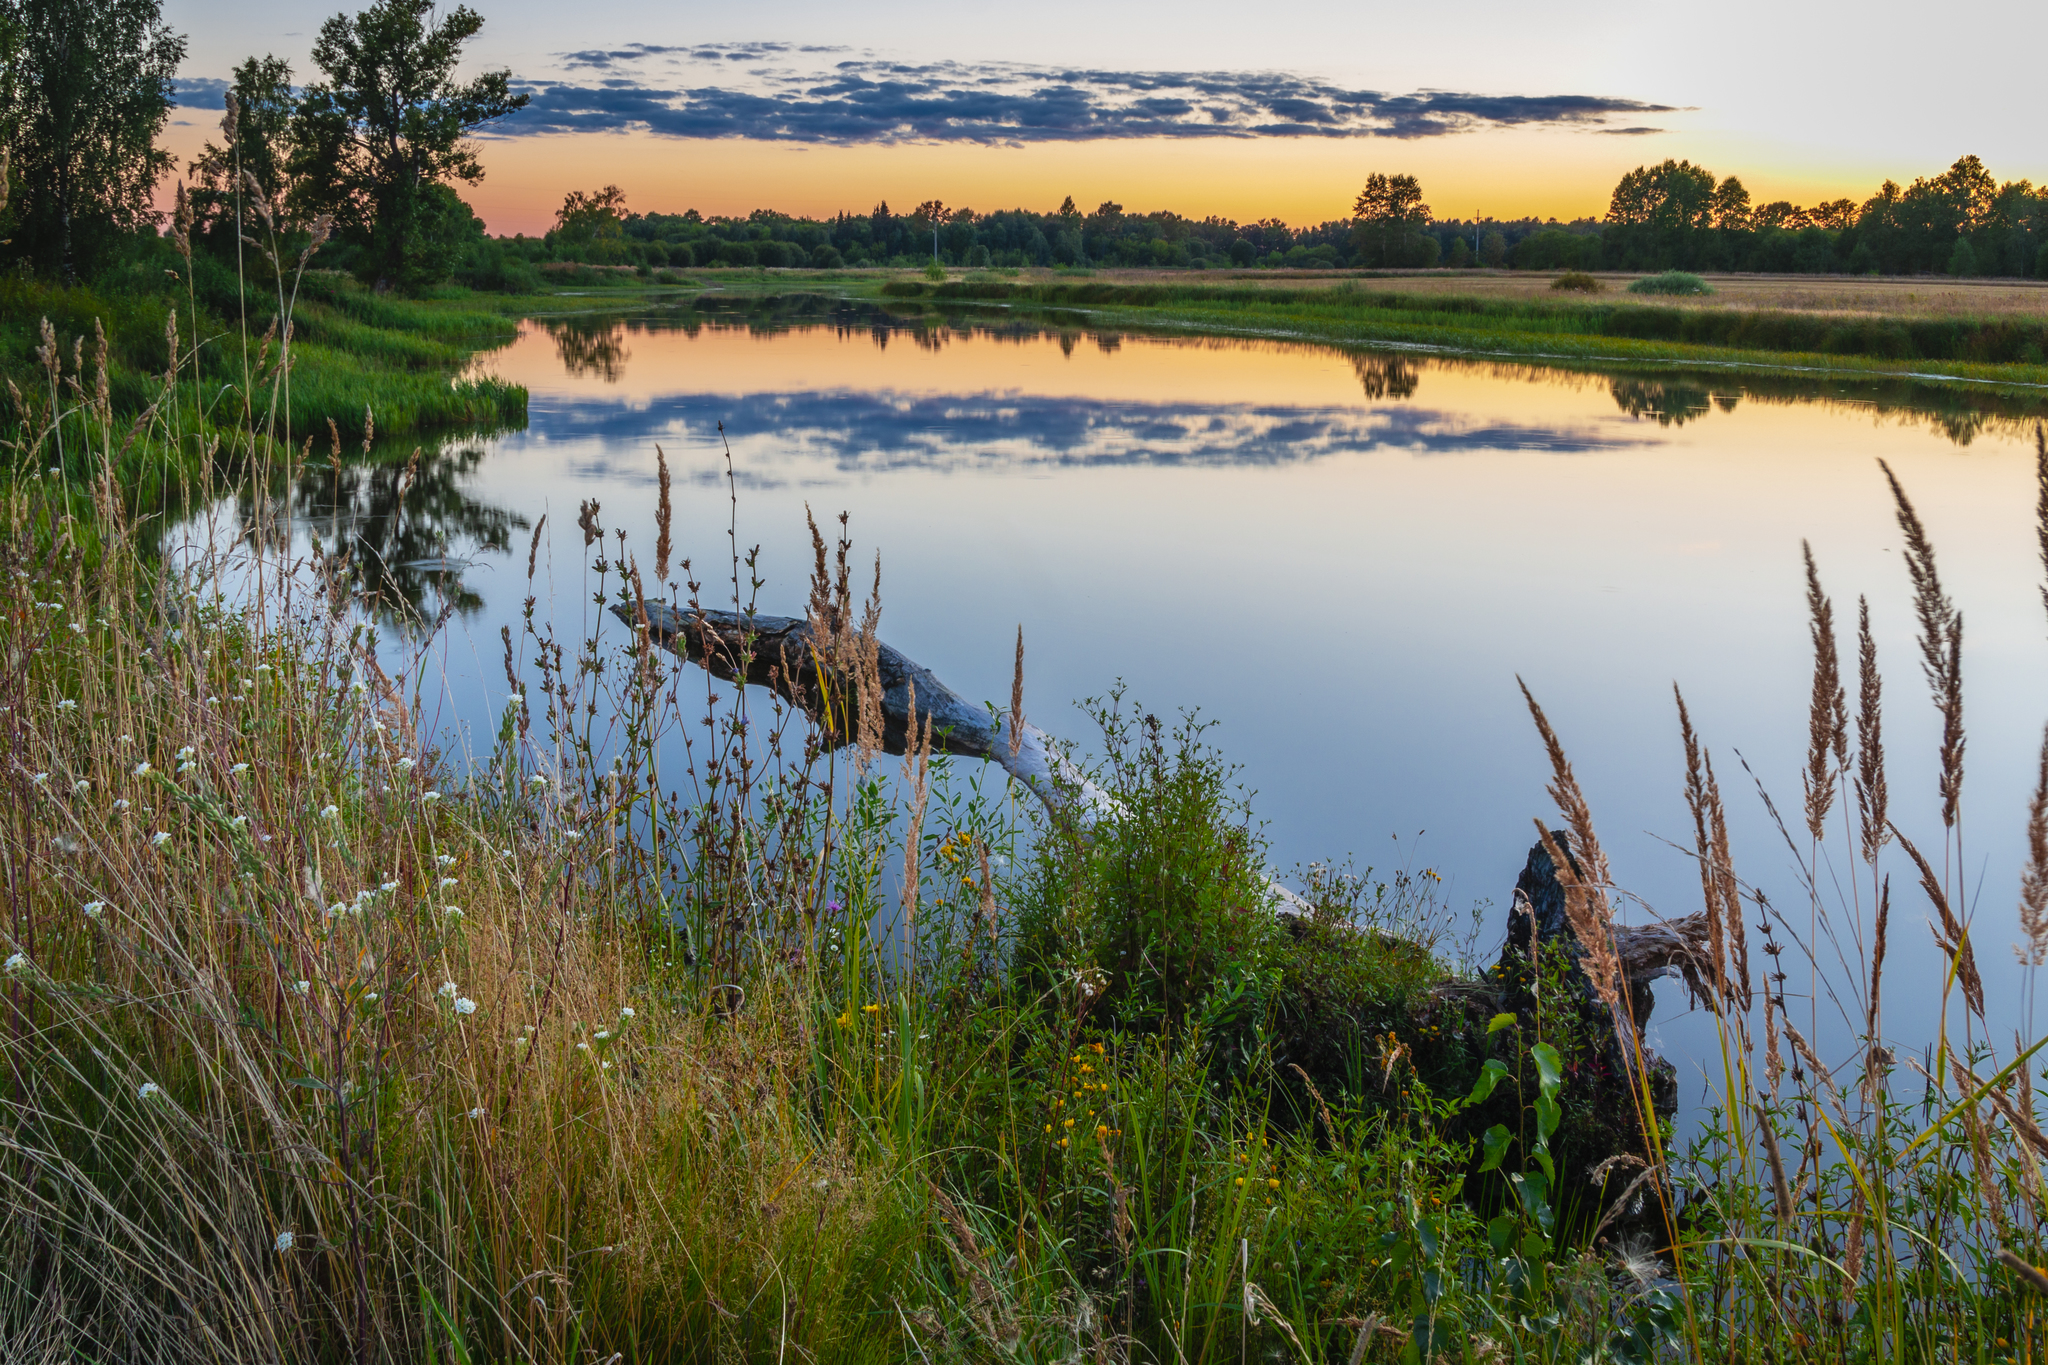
362 992 379 1003
72 780 89 794
349 679 368 694
255 664 272 674
82 901 105 919
67 621 83 633
528 773 547 790
133 761 151 776
562 829 582 843
231 763 249 775
438 981 458 998
380 881 399 892
275 1231 295 1252
453 997 477 1016
593 1029 610 1041
443 906 463 919
55 698 76 712
601 1060 613 1070
29 772 48 786
468 1106 486 1119
326 903 347 919
421 790 440 803
435 854 455 868
117 734 131 744
320 805 339 819
576 1041 591 1052
113 799 131 812
175 747 195 761
150 831 171 847
177 761 196 774
396 757 415 771
618 1007 635 1020
439 876 457 889
138 1081 162 1100
290 980 310 996
231 815 247 827
3 953 27 974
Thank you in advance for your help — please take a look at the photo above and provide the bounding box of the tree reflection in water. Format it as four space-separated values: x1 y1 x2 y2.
1351 353 1419 400
240 437 529 626
547 317 631 381
1608 379 1727 426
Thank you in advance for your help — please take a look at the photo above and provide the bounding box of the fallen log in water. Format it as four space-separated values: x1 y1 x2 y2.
613 600 1085 805
612 599 1707 1020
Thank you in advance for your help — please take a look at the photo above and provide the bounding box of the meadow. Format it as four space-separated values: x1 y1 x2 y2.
6 245 2048 1365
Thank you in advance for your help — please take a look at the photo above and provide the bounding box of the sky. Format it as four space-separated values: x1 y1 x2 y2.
157 0 2048 237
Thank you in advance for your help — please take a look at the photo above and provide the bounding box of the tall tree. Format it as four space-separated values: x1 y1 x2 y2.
0 0 184 278
1605 160 1718 232
1351 173 1429 267
291 0 525 291
188 55 298 242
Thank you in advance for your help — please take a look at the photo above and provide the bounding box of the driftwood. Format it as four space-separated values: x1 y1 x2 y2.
614 600 1706 1026
1499 833 1715 1028
611 601 1108 813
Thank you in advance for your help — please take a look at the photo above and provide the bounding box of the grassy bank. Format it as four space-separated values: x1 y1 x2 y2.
0 268 529 483
7 314 2048 1360
866 277 2048 389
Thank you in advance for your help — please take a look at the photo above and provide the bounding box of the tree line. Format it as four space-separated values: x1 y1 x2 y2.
512 155 2048 283
1 0 2043 295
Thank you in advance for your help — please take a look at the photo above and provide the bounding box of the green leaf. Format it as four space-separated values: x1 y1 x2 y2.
1465 1057 1512 1107
1479 1123 1513 1173
1531 1041 1564 1096
1416 1217 1439 1261
1487 1011 1519 1034
1486 1213 1517 1256
1534 1090 1563 1145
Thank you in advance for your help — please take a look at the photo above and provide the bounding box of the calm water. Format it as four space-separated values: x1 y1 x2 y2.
183 300 2048 1094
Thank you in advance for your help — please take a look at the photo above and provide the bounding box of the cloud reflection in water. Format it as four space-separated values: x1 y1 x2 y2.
519 388 1654 489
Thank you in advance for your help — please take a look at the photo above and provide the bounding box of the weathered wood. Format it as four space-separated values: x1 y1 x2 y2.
1499 832 1713 1025
612 600 1097 808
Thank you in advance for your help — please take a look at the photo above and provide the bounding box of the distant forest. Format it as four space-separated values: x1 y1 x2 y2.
472 155 2048 287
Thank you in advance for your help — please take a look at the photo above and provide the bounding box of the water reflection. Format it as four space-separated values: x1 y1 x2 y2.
533 300 2048 449
236 437 529 625
1610 379 1732 427
547 316 631 382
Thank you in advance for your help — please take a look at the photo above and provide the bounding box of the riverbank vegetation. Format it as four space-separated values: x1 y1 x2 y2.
8 284 2048 1358
869 276 2048 386
520 153 2048 280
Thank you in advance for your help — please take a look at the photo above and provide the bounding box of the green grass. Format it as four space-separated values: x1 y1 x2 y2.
864 278 2048 385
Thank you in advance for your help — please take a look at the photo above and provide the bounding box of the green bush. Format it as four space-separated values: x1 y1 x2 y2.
1626 270 1713 296
1551 271 1604 293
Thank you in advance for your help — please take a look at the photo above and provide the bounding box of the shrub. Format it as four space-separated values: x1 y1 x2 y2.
1551 271 1604 293
1626 270 1713 296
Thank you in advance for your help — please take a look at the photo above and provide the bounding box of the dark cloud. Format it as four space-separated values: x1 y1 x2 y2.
172 75 231 110
491 51 1674 144
516 387 1649 480
1597 125 1666 135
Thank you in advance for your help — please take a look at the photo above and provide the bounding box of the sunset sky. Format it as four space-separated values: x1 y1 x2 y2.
158 0 2047 237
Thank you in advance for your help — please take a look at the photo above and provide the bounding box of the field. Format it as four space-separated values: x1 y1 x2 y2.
1014 268 2048 323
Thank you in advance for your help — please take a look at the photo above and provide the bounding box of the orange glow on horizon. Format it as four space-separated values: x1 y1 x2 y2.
150 116 1947 239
